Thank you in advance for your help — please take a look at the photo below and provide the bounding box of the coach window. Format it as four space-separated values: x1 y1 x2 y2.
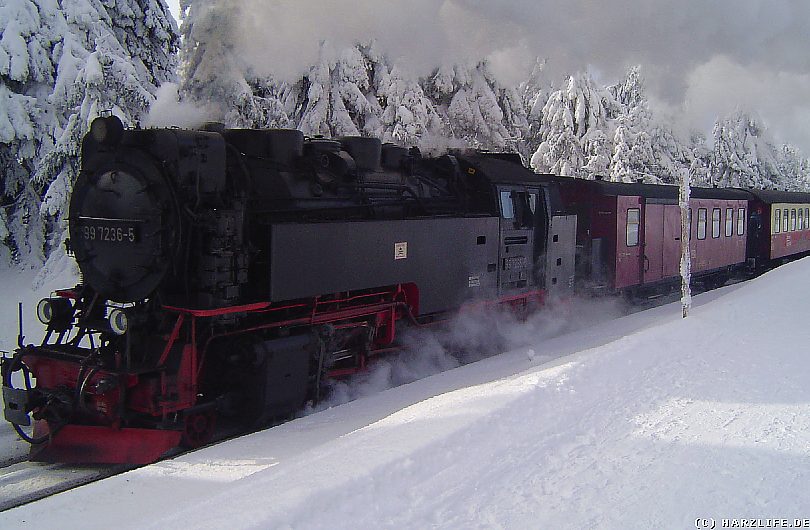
725 208 734 237
500 190 514 219
783 209 789 232
697 208 707 240
774 209 781 233
791 209 797 231
799 209 804 231
712 208 721 238
626 208 640 247
806 209 809 229
737 208 745 235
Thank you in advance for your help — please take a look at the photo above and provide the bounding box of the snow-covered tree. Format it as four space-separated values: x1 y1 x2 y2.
530 72 607 176
520 60 551 162
777 145 810 191
1 0 65 262
1 0 178 264
686 130 713 186
179 0 287 128
606 68 657 182
288 43 382 137
711 110 782 189
375 63 442 145
427 63 513 149
610 119 634 182
608 65 645 112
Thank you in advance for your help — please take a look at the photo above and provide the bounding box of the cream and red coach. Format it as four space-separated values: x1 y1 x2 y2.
743 189 810 268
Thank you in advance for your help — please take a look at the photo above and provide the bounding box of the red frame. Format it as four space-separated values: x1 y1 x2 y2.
22 278 547 464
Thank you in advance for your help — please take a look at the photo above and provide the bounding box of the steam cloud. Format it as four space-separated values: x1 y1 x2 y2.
144 83 213 128
176 0 810 151
309 296 628 411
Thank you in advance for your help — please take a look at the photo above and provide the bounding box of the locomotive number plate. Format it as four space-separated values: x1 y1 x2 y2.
78 217 140 243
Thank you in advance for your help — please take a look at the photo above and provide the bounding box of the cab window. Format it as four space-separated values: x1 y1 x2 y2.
500 191 514 219
528 193 537 214
626 208 640 247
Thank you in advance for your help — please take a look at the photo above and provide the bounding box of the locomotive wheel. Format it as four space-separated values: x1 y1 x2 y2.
181 410 217 448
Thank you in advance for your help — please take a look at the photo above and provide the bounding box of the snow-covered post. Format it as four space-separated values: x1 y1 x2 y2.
679 168 691 318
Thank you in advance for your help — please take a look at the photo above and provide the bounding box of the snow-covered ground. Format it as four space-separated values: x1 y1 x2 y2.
3 259 810 527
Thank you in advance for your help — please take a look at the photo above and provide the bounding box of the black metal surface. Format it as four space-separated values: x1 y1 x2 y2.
269 217 500 314
248 335 312 422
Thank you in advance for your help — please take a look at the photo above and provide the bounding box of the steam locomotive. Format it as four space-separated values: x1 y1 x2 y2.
1 116 576 463
4 116 810 464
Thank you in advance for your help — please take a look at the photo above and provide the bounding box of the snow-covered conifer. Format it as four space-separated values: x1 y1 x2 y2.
1 0 178 264
180 0 288 128
711 110 783 189
521 59 550 161
582 128 611 177
610 120 634 182
428 63 512 149
1 0 66 262
292 43 382 137
375 63 442 145
530 73 606 176
777 145 810 191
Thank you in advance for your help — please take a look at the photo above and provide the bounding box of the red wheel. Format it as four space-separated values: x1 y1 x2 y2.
181 410 216 448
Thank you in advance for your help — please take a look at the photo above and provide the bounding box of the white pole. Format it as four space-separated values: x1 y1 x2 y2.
679 169 692 318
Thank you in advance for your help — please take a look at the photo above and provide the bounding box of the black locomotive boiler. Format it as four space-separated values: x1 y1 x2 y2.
2 116 577 463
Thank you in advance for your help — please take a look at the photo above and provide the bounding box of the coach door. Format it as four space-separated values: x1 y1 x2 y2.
616 195 643 289
661 205 682 278
643 203 665 283
642 201 681 284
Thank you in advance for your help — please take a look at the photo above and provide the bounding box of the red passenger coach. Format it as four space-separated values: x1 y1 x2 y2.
558 178 751 295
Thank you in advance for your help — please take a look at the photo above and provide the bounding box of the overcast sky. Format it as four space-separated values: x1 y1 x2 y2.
166 0 810 153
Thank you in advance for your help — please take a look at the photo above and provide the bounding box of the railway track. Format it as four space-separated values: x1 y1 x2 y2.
0 423 133 512
0 460 132 512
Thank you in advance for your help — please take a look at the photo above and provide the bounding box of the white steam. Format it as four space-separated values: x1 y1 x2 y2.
310 295 628 412
144 83 214 128
683 55 810 150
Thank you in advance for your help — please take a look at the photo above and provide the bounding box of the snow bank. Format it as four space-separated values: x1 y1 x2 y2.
3 259 810 528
